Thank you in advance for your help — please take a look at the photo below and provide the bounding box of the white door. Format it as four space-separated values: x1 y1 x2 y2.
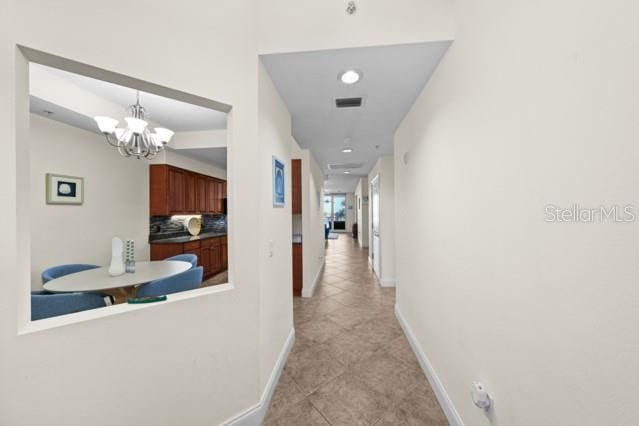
371 175 380 277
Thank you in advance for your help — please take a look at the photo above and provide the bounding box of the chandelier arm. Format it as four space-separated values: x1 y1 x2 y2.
118 142 132 157
104 133 120 148
102 93 166 160
140 133 149 157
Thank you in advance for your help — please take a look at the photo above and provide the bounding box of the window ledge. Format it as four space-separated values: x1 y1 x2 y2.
18 282 235 335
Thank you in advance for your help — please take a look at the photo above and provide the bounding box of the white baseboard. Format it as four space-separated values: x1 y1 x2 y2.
302 258 325 298
379 278 395 287
223 328 295 425
394 305 464 426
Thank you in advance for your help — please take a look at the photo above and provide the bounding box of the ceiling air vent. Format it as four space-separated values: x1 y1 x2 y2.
335 97 362 108
328 163 363 170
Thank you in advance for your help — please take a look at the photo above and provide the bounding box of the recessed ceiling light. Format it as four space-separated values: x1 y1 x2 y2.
342 148 353 153
344 171 351 174
339 69 361 84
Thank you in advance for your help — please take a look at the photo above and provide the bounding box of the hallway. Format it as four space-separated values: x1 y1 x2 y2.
265 235 447 425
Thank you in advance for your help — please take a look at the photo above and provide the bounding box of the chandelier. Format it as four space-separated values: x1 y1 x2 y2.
93 91 174 159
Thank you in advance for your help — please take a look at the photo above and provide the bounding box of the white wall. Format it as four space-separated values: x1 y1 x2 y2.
258 60 294 391
291 138 325 296
154 148 227 180
368 156 395 284
394 1 639 425
30 115 150 289
355 177 369 247
0 0 459 424
1 2 267 425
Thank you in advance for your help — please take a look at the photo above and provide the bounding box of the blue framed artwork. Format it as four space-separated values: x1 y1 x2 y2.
46 173 84 205
272 156 285 207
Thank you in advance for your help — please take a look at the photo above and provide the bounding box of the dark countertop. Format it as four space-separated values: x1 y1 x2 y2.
150 231 227 244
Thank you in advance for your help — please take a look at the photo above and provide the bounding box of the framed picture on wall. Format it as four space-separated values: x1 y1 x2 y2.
272 156 285 207
46 173 84 205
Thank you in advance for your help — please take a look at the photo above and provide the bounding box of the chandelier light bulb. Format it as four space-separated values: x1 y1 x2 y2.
94 116 118 134
125 117 148 135
150 134 163 147
114 128 125 141
154 127 174 144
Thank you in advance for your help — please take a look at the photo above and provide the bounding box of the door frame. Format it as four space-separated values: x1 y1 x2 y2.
370 175 380 278
324 193 347 232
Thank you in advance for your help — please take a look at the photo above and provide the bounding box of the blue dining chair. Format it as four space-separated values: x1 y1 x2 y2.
41 264 100 284
136 267 203 298
165 253 198 268
31 292 107 321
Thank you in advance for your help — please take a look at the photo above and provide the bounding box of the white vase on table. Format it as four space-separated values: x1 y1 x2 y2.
108 237 125 277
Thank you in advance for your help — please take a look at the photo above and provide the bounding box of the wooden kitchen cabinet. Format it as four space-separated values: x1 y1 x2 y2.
221 240 228 267
196 175 208 213
149 243 183 260
150 164 226 216
206 178 217 213
151 235 228 279
168 168 185 214
292 159 302 214
184 248 201 267
185 172 196 212
216 181 225 213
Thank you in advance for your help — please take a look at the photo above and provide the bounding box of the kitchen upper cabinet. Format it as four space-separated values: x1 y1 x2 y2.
205 178 225 214
196 175 208 213
185 172 196 212
150 164 226 216
216 181 225 213
169 168 185 213
206 178 217 213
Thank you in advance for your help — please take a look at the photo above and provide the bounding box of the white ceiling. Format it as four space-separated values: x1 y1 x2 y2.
261 41 451 192
35 64 228 131
29 64 228 168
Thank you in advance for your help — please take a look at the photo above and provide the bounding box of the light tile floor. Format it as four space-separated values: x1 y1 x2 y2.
264 234 448 425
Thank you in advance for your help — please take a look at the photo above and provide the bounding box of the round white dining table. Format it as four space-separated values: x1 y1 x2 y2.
43 261 191 295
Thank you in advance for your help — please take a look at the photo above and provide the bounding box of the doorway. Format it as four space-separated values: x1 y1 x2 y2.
324 193 347 231
370 176 380 277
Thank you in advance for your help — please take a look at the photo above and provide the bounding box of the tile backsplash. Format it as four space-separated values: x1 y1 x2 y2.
149 214 227 241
